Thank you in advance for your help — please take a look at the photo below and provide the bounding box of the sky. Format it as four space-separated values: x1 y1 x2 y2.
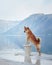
0 0 52 21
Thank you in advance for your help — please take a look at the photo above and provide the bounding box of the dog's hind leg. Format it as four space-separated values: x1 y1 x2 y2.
36 44 41 56
37 47 41 56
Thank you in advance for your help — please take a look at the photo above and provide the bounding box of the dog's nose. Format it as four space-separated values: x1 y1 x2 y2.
24 31 25 32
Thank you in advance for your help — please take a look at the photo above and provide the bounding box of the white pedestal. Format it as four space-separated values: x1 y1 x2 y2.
24 44 32 63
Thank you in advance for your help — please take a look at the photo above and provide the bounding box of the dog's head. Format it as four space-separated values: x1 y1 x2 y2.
24 26 29 33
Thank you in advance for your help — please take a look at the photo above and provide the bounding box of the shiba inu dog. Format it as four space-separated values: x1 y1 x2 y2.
24 26 41 56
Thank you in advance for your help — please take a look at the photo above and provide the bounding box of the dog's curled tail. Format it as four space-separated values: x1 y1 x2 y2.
37 37 40 43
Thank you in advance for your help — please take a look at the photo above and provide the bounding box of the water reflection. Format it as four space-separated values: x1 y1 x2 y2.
35 56 40 65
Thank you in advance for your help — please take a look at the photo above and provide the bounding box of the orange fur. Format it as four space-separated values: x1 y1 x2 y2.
24 26 41 56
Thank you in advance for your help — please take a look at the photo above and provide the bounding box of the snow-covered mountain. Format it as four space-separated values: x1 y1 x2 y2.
0 20 20 34
0 20 21 49
0 14 52 54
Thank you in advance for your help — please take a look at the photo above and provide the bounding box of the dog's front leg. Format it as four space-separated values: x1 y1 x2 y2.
25 37 28 45
27 37 30 44
25 37 30 45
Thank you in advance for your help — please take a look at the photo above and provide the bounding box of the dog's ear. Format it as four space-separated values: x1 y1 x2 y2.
27 27 29 29
24 26 26 29
24 26 25 28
